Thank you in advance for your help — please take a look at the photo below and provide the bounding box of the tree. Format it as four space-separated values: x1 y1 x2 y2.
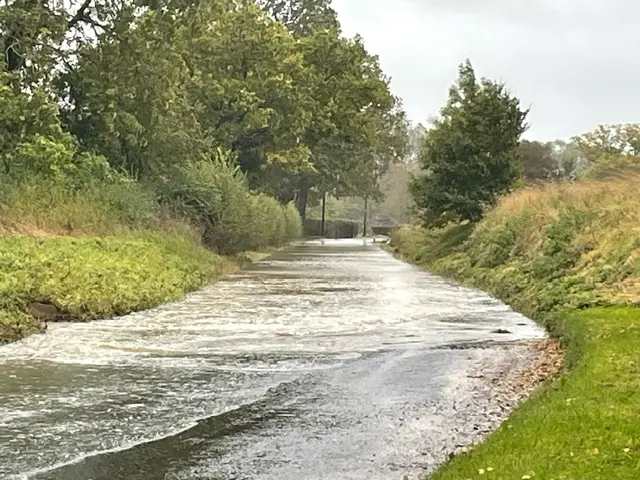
257 0 338 36
549 139 584 179
1 0 406 222
572 123 640 162
289 28 408 217
406 123 427 165
257 2 408 215
518 140 557 181
411 60 528 226
374 160 417 224
184 3 313 176
59 2 313 179
0 0 143 92
59 8 209 178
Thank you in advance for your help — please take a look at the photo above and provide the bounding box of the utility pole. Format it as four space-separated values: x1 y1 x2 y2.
321 191 327 237
363 197 368 237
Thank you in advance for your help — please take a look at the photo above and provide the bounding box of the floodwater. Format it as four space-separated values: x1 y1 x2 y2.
0 239 545 480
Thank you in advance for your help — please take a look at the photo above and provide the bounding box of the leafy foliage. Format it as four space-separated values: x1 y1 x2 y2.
295 27 408 206
518 140 558 181
155 151 300 254
258 0 338 36
1 0 404 217
411 60 528 225
573 123 640 162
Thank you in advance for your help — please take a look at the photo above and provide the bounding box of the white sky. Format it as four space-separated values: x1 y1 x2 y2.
332 0 640 141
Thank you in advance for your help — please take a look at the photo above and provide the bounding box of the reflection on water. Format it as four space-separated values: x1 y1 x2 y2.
0 239 545 479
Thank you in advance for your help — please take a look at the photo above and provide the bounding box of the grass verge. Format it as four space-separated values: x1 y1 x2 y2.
0 233 276 343
429 307 639 480
390 175 640 480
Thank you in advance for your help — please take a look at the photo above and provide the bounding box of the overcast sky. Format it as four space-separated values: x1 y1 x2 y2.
332 0 640 141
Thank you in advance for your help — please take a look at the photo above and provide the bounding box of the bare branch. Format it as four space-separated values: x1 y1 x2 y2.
67 0 93 29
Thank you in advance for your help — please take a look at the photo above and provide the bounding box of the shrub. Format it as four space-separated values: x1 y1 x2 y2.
155 153 301 254
249 193 289 249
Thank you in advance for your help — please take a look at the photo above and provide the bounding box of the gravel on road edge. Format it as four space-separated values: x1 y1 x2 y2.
405 338 565 480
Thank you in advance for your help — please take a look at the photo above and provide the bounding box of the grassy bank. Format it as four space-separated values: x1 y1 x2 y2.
0 234 228 342
390 175 640 479
0 173 302 344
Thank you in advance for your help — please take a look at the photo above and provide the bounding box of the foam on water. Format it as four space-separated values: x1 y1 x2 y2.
0 239 545 478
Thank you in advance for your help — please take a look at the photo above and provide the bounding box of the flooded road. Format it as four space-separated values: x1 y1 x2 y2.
0 239 545 480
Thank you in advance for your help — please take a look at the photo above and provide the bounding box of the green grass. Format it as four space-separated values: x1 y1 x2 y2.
429 307 639 480
0 233 251 343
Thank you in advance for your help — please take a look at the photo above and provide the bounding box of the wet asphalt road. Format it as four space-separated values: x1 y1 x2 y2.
0 239 545 479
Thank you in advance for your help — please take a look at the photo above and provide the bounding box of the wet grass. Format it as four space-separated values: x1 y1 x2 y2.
390 175 640 479
0 234 264 343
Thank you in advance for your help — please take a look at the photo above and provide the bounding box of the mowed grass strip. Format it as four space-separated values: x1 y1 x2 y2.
429 308 639 480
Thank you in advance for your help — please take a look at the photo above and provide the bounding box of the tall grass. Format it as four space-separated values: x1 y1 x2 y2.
392 173 640 324
466 174 640 308
1 161 302 254
0 177 177 236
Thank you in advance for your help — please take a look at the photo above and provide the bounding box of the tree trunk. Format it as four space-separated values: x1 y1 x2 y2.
295 182 310 218
321 191 326 237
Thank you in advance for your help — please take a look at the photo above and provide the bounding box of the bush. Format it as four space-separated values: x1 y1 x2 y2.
249 193 289 249
155 154 301 254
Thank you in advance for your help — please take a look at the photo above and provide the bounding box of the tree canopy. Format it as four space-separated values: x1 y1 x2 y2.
573 123 640 162
1 0 406 217
258 0 338 36
518 140 557 181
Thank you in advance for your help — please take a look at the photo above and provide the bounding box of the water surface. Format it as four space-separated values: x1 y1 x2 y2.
0 239 545 479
